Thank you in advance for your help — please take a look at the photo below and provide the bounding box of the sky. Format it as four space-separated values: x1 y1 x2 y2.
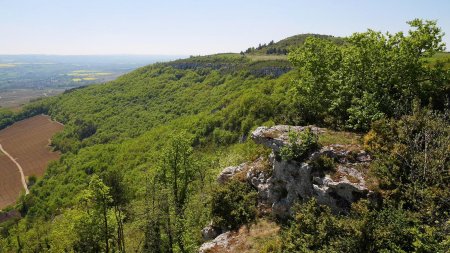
1 0 449 55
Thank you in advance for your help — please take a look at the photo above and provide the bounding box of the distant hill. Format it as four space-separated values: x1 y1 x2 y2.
243 33 345 55
0 25 448 253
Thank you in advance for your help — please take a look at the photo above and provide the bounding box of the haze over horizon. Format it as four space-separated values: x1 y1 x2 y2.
1 0 449 55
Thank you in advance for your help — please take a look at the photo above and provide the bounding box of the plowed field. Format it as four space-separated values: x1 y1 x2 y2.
0 115 63 209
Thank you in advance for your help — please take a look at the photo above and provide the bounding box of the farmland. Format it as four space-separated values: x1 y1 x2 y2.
0 55 183 109
0 88 66 110
0 152 23 209
0 115 63 209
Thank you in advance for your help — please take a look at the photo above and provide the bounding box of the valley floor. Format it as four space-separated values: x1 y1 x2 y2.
0 115 63 209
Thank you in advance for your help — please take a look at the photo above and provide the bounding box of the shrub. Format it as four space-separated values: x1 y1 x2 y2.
310 154 336 176
281 198 361 253
365 107 449 222
280 127 319 161
211 180 257 230
27 175 37 188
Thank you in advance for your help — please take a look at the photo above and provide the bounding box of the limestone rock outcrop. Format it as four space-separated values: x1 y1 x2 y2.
198 231 232 253
217 164 246 184
199 125 374 251
249 125 372 218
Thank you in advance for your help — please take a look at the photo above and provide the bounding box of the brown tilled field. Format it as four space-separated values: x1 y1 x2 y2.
0 152 23 209
0 115 64 209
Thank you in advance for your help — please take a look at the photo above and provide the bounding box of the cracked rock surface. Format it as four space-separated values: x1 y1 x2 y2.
249 125 372 217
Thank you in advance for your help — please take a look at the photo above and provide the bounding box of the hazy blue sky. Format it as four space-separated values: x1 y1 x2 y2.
1 0 449 55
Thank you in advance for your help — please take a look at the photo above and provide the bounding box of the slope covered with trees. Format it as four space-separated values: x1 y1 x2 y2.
0 19 449 253
243 34 344 56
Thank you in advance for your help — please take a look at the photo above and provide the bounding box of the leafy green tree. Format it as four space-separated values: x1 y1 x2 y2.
210 180 257 230
365 106 449 223
143 132 199 253
280 127 319 161
103 169 129 253
75 175 115 253
281 198 361 253
0 108 16 129
288 19 448 130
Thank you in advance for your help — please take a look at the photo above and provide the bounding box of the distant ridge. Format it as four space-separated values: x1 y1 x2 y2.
243 33 344 55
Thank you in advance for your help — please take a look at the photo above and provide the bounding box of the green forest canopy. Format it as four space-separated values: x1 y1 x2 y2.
0 19 449 253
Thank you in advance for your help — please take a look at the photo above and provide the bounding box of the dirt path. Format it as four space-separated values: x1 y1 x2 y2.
0 144 29 194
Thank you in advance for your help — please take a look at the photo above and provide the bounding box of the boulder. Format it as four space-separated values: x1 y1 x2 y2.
217 163 246 184
201 225 221 241
251 125 324 152
198 231 232 253
249 125 373 217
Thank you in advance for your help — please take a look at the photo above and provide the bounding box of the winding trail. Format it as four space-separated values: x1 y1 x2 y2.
0 144 29 194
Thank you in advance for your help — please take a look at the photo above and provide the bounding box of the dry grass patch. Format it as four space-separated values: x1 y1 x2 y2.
205 219 280 253
319 130 362 146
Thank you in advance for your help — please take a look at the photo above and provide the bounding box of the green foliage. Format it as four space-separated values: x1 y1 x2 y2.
27 175 37 188
211 180 257 230
0 108 15 129
141 132 212 253
288 19 449 130
310 154 336 175
75 175 115 252
280 127 319 161
365 106 449 223
281 198 361 253
281 199 449 253
1 20 449 252
245 33 344 55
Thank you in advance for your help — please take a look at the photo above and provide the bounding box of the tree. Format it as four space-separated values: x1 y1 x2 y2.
143 132 198 253
103 170 129 253
210 180 257 230
75 175 116 253
143 175 163 253
288 19 448 130
364 106 450 223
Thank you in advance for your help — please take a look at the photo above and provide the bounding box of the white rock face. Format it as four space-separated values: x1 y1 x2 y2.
217 164 246 185
249 125 372 217
198 231 232 253
200 125 374 252
251 125 324 153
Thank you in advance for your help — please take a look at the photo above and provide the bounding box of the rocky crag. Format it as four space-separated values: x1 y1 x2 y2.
200 125 376 252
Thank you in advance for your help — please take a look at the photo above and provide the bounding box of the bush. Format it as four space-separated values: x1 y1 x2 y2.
280 127 319 161
281 198 361 253
211 180 257 230
310 154 336 176
281 199 449 253
27 175 37 188
365 107 449 222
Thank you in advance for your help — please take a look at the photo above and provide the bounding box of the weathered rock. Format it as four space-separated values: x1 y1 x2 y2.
198 231 232 253
200 126 375 251
217 163 246 184
249 125 373 217
251 125 324 152
312 165 369 211
201 225 221 241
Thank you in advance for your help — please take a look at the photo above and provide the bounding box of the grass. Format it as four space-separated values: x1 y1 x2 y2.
68 71 112 77
423 52 450 69
82 77 97 81
206 219 280 253
246 54 288 61
318 130 362 146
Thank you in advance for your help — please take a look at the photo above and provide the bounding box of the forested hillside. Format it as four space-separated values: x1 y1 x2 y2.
243 34 344 56
0 19 449 253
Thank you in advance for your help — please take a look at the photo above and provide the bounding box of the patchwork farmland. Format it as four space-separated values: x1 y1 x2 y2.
0 115 63 209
